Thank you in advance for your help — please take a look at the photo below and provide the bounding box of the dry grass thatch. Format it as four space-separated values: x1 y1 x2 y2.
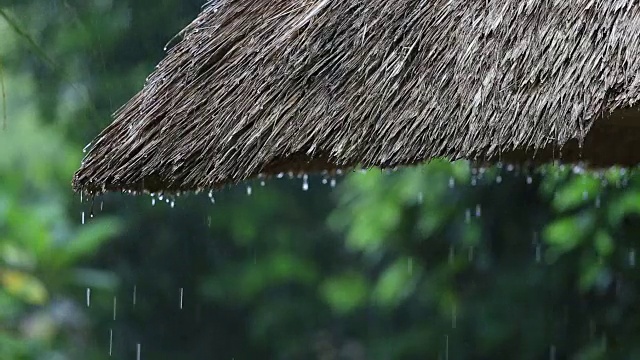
73 0 640 194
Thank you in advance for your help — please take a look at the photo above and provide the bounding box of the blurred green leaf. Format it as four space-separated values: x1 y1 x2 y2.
552 176 600 212
544 213 594 253
1 269 48 305
373 258 417 307
320 272 368 314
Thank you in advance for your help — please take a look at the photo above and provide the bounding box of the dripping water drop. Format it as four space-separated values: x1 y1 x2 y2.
179 288 184 309
86 288 91 307
112 296 117 321
302 174 309 191
246 186 252 196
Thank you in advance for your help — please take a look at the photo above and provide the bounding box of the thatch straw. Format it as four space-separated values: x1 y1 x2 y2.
73 0 640 194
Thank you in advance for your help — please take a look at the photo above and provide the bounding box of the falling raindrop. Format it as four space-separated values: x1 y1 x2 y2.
451 305 457 328
133 285 137 307
595 196 601 208
100 200 104 211
260 180 266 186
417 192 423 204
208 191 215 204
276 172 284 179
471 176 477 186
322 178 328 185
112 296 117 321
246 186 252 196
179 288 184 309
475 204 482 217
526 175 533 184
136 343 141 360
80 192 83 203
170 200 175 208
330 178 337 188
549 345 556 360
302 174 309 191
81 211 85 225
448 177 455 188
109 329 113 356
629 248 636 267
445 335 449 360
86 288 91 307
448 245 455 264
496 175 502 184
151 197 156 206
465 209 471 224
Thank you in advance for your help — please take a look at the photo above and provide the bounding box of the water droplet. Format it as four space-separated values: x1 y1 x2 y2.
133 285 137 307
80 192 83 203
595 196 601 208
109 329 113 356
475 204 482 217
496 175 502 184
136 343 141 360
417 192 423 204
549 345 556 360
630 249 636 267
526 176 533 184
260 180 266 186
451 305 457 328
100 201 104 211
448 177 455 188
113 296 117 320
86 288 91 307
170 200 175 208
471 176 477 186
465 209 471 224
81 211 85 225
208 191 215 204
179 288 184 309
302 174 309 191
330 178 337 188
322 178 328 185
277 173 284 179
246 186 252 196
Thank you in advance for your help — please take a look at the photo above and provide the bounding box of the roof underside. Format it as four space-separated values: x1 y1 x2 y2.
73 0 640 194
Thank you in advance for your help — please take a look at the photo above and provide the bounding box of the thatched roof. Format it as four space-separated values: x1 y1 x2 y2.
73 0 640 194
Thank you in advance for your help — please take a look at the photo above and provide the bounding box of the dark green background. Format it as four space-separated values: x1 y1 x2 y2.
1 1 639 359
